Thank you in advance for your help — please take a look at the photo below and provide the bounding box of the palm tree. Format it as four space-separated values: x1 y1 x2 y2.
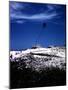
35 22 46 47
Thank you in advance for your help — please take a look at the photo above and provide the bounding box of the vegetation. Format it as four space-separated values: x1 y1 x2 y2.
10 61 66 89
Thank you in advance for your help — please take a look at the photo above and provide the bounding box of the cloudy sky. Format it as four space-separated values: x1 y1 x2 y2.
10 1 66 50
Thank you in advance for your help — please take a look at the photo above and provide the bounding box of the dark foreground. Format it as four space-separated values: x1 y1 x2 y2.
10 61 66 89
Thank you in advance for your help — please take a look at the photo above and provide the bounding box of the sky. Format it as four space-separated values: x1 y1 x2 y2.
10 1 66 50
